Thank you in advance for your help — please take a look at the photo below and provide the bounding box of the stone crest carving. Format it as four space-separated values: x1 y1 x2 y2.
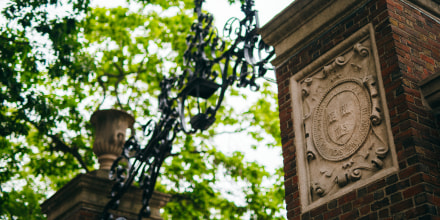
312 78 371 161
291 25 398 211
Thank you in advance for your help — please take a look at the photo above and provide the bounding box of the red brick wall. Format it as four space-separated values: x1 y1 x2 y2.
276 0 440 219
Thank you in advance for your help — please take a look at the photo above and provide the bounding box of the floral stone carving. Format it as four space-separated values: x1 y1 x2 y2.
290 25 398 210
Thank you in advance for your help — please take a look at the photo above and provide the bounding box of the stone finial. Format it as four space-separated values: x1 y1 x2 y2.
91 109 135 170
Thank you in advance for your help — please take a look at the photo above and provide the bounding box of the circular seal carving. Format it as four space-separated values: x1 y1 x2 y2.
312 79 371 161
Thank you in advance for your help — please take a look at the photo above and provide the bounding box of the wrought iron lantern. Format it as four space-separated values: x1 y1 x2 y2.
101 0 274 219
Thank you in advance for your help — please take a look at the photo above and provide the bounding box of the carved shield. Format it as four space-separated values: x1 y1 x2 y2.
312 79 371 161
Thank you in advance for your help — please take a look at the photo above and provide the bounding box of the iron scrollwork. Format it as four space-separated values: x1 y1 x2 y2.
101 0 274 219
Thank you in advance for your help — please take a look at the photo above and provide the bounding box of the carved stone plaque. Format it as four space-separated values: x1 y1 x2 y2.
312 79 371 161
290 24 398 211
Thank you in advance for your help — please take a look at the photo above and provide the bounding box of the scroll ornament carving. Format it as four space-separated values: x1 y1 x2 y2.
299 41 391 201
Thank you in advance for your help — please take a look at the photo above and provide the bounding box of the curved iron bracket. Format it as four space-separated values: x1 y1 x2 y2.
101 0 274 219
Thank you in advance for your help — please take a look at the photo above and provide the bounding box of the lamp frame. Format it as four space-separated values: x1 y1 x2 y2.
101 0 274 219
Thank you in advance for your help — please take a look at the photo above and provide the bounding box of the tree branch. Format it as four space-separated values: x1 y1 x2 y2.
168 150 207 157
113 62 125 76
48 134 90 173
113 75 125 110
214 127 247 135
29 121 90 172
127 58 147 107
171 193 191 201
97 75 107 109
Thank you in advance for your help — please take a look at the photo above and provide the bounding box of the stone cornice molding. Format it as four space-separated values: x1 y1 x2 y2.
419 72 440 115
260 0 370 67
405 0 440 20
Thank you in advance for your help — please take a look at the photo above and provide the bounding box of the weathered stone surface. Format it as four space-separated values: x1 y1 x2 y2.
40 170 170 220
91 109 135 170
290 24 399 211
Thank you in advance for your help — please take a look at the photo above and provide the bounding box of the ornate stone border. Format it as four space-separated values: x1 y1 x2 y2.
290 23 399 212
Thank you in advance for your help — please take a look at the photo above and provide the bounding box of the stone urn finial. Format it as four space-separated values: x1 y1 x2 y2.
90 109 135 170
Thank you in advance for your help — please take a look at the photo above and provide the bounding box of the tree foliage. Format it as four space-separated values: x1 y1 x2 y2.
0 0 284 219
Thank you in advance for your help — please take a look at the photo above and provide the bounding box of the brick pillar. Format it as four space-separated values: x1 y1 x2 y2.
261 0 440 219
40 170 170 220
41 110 171 219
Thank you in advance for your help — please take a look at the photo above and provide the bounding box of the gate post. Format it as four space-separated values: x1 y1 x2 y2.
261 0 440 219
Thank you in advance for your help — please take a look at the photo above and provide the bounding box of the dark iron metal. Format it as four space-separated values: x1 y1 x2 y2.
101 0 274 219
